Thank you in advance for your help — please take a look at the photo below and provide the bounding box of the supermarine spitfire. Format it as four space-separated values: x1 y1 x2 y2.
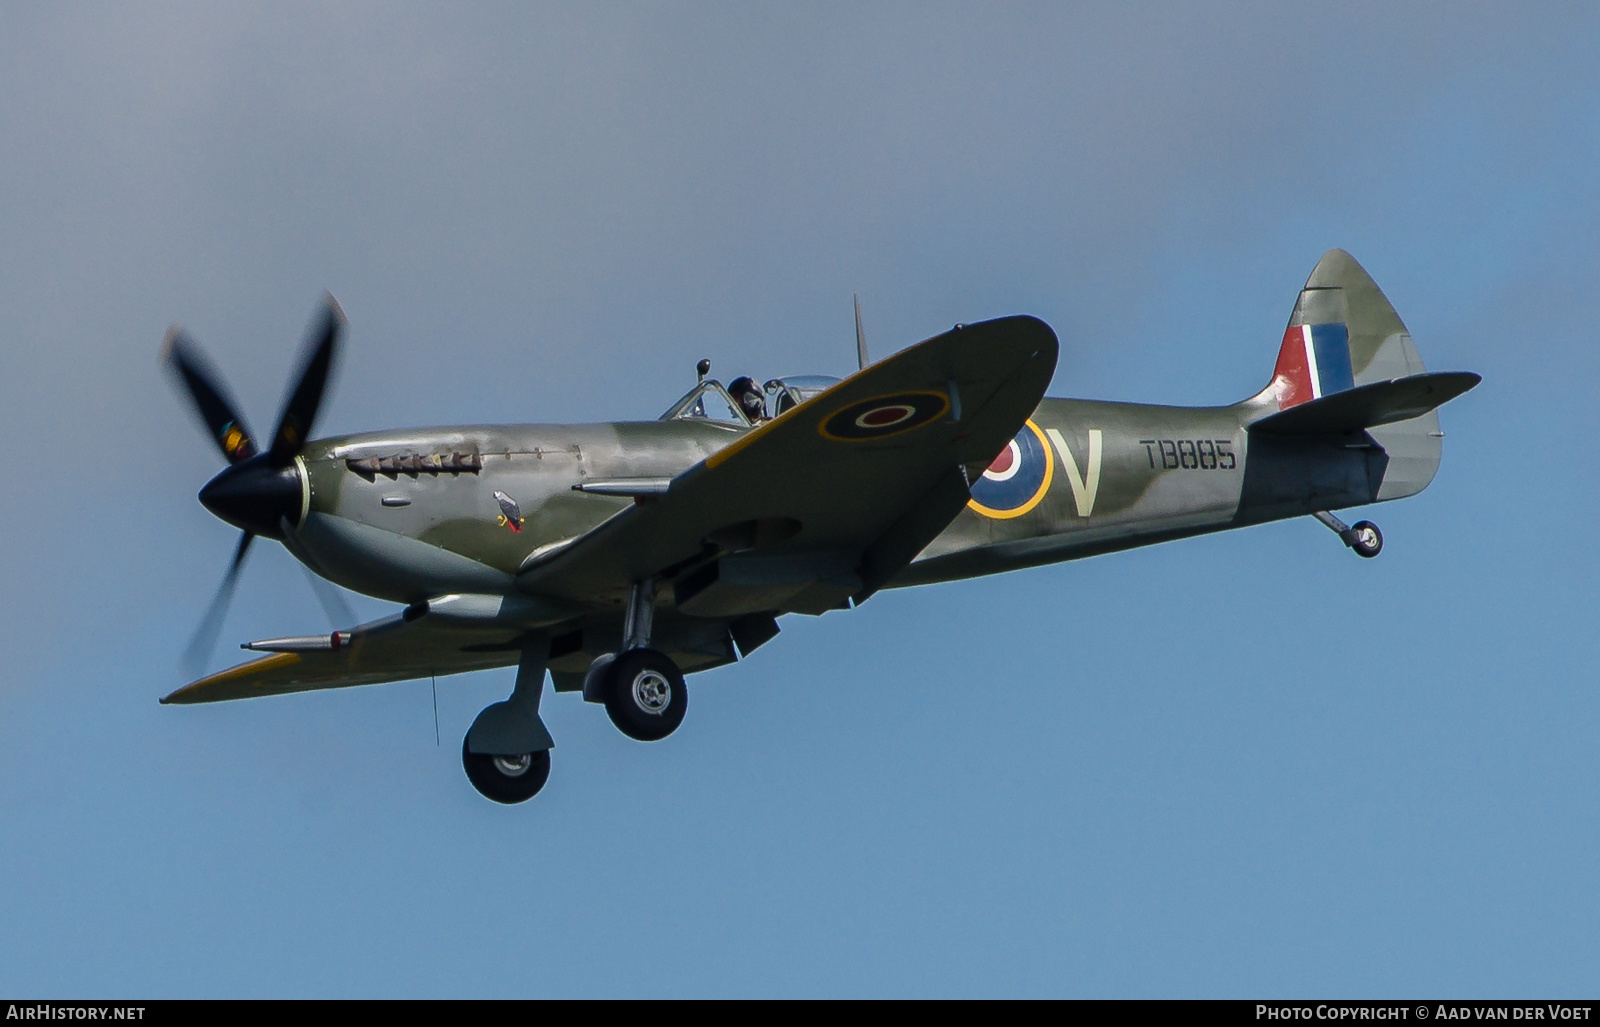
162 250 1479 803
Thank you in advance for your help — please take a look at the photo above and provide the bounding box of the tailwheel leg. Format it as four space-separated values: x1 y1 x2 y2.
1313 511 1383 559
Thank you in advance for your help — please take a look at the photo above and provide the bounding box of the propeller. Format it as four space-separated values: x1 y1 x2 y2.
161 326 258 464
300 563 357 632
266 299 344 467
164 295 347 676
181 532 254 680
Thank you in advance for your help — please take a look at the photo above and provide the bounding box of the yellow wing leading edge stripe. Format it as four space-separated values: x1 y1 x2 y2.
161 652 301 703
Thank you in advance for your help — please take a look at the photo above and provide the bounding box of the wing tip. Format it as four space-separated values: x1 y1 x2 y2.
159 651 303 705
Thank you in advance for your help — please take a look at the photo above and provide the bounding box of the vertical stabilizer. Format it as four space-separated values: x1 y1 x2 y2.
1259 249 1444 501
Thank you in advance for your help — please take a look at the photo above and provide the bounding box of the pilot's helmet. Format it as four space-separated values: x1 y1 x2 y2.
728 376 765 420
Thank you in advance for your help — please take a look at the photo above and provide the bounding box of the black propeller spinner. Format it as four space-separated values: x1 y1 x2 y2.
163 295 346 677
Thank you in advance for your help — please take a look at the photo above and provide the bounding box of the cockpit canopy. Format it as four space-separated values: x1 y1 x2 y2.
660 379 749 425
661 374 842 424
764 375 842 416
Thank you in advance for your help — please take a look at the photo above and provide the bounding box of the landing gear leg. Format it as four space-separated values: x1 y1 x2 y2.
600 579 688 742
1314 511 1383 559
622 577 657 653
464 638 555 803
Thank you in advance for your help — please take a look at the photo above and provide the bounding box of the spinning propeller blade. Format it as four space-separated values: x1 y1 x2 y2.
300 563 357 631
267 295 345 467
181 531 254 679
161 327 258 464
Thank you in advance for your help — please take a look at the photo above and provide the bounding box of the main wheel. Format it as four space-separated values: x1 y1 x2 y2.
1347 520 1383 558
603 647 688 742
462 736 551 804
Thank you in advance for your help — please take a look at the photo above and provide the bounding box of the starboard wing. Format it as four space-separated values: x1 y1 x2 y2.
517 315 1058 615
160 606 528 704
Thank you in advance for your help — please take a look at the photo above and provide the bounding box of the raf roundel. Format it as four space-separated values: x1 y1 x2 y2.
968 419 1054 519
819 391 950 441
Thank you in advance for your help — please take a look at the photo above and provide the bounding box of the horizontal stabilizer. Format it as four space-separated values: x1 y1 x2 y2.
1250 371 1480 436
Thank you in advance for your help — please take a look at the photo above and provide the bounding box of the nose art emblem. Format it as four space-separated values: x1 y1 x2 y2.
493 491 524 533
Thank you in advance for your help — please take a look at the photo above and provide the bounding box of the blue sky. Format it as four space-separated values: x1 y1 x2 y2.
0 3 1596 997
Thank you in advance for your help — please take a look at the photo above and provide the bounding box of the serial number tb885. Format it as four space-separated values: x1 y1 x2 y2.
1139 438 1236 471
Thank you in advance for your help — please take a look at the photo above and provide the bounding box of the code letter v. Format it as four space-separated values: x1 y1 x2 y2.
1046 428 1102 518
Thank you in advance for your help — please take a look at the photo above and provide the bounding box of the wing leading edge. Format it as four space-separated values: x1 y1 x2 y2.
160 603 530 704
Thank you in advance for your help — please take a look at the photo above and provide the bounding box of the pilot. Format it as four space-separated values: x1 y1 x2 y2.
727 376 767 423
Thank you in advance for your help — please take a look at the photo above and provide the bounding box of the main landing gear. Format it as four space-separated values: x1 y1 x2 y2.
584 577 689 742
462 739 551 804
460 579 691 803
462 638 556 804
1314 511 1383 558
601 647 688 741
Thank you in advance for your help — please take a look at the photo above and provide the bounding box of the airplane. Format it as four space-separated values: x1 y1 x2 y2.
160 249 1479 804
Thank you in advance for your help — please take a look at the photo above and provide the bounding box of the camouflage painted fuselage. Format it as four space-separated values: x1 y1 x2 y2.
298 389 1430 595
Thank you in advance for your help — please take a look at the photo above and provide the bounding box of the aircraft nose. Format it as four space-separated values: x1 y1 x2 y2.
198 456 305 538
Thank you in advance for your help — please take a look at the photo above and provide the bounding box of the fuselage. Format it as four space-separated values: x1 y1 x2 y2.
281 389 1397 608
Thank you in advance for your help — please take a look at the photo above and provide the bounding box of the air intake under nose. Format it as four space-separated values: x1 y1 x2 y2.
198 455 305 539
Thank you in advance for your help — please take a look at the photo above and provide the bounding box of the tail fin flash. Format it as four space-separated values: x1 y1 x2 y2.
1269 249 1420 410
1254 249 1478 502
1272 301 1354 408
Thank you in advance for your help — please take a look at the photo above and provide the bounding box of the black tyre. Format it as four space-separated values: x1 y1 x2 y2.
603 647 688 742
1348 520 1383 558
462 735 551 804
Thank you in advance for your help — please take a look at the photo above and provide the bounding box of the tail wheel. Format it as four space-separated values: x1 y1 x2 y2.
1347 520 1383 558
604 647 688 742
462 736 551 804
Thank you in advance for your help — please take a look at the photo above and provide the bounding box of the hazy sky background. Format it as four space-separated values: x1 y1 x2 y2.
1 3 1596 997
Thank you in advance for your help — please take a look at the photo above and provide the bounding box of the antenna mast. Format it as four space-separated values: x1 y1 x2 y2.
854 294 870 370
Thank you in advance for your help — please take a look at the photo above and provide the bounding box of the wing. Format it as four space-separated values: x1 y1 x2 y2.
518 315 1058 615
160 606 529 705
